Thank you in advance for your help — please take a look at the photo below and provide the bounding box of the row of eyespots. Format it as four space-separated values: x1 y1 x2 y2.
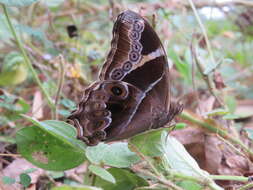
128 20 144 63
110 19 144 80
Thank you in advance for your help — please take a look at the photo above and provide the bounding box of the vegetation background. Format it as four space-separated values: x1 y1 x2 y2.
0 0 253 190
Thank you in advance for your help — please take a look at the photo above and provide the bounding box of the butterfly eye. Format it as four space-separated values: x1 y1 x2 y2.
111 86 123 96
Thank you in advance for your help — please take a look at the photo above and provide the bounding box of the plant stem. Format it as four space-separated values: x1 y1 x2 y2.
188 0 215 67
180 111 253 158
132 167 184 190
54 55 65 120
211 175 248 182
2 4 55 110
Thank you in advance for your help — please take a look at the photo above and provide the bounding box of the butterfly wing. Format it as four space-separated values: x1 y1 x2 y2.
97 10 173 141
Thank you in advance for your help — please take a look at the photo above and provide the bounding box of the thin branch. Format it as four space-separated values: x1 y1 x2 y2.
191 43 224 107
54 55 66 120
131 167 184 190
211 175 248 182
188 0 216 68
0 153 21 157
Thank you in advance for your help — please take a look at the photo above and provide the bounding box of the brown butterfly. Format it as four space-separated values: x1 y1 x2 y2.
67 10 183 146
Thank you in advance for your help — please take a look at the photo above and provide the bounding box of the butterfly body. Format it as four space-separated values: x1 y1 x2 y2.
68 10 183 146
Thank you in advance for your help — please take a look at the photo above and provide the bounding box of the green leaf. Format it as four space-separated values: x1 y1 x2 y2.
94 168 148 190
19 173 31 188
102 142 140 168
16 117 86 170
161 133 223 190
0 51 28 86
52 185 102 190
130 128 167 157
86 143 109 165
2 176 15 185
86 142 139 168
89 165 116 184
0 0 39 7
161 133 209 177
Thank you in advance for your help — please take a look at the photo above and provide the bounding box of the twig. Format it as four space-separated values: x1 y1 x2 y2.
2 4 55 110
131 167 184 190
211 175 248 182
129 143 162 177
188 0 215 67
190 36 201 108
0 153 21 157
54 55 66 120
191 43 224 107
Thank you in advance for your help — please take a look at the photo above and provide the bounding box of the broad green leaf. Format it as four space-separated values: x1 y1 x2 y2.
86 142 139 168
16 116 86 170
0 52 27 86
19 173 31 188
130 129 167 157
89 165 116 184
86 143 109 165
161 133 223 190
94 168 148 190
0 0 39 7
2 176 15 185
161 133 209 177
52 185 102 190
102 142 140 168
